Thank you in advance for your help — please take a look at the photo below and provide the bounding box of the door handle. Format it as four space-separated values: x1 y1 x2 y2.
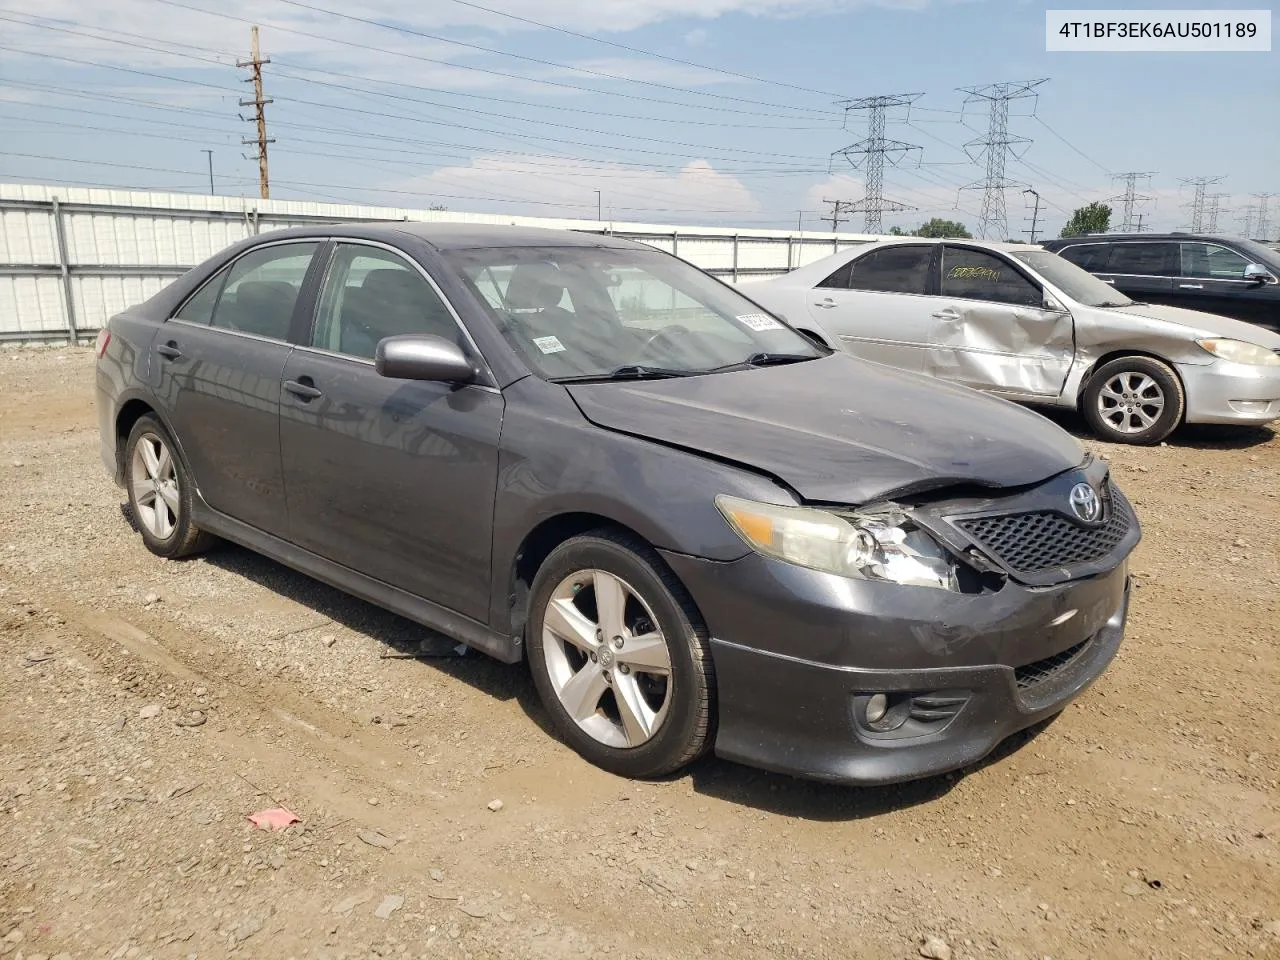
1178 284 1204 290
813 298 837 309
931 309 961 321
283 378 323 401
1101 278 1116 284
156 342 183 360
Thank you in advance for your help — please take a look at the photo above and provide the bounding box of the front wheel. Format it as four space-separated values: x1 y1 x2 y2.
526 531 716 779
1082 356 1185 445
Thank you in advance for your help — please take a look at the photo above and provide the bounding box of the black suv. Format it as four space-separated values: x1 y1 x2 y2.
1041 234 1280 332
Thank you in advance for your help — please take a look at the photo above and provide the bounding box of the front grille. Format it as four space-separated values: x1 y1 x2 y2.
953 490 1132 578
1015 638 1091 690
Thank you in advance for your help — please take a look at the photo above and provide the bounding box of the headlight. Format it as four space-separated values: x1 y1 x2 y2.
1195 338 1280 366
715 495 959 591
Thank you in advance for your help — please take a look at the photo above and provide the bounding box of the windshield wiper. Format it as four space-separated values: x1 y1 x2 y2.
548 364 703 384
708 352 817 373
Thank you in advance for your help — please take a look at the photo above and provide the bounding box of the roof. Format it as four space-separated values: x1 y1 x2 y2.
244 221 646 252
1043 232 1235 245
863 237 1045 252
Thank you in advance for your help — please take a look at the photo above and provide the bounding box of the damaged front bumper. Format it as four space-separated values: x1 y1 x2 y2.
1179 358 1280 424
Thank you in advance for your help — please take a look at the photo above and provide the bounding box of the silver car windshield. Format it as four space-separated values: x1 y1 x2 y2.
445 246 821 380
1011 250 1135 308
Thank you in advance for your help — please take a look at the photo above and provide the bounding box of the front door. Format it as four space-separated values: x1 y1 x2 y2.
806 244 937 373
154 240 322 537
278 241 503 622
1176 241 1280 326
928 245 1074 398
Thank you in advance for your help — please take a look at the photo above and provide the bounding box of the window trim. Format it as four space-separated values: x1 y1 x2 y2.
841 243 938 298
166 237 324 345
295 237 498 388
939 243 1044 308
1089 240 1179 279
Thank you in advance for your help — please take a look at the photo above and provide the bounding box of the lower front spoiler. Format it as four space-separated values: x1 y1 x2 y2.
710 581 1130 786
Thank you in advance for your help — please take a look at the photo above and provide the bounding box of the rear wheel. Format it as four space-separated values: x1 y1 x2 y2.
526 531 715 779
125 415 215 558
1082 356 1184 445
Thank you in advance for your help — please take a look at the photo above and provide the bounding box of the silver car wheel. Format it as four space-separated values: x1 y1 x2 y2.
541 569 674 749
1097 372 1165 435
130 432 180 540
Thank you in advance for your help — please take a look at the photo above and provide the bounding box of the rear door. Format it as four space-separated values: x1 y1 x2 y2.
1176 241 1279 324
928 245 1074 398
278 240 503 622
155 239 323 537
806 244 937 372
1096 241 1179 305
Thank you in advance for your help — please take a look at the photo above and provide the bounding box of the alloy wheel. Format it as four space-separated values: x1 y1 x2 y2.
541 569 674 749
130 432 181 540
1096 372 1166 435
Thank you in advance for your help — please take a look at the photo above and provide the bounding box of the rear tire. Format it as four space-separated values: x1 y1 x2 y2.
1082 356 1184 445
124 415 216 559
526 530 715 779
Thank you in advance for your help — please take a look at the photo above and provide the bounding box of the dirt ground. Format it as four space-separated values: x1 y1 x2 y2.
1 345 1277 960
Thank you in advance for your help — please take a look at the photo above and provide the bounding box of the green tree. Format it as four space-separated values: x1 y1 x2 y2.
1059 202 1111 238
914 218 972 238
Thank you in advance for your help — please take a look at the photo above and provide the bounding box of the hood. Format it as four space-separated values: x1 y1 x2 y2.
566 354 1085 504
1109 302 1280 347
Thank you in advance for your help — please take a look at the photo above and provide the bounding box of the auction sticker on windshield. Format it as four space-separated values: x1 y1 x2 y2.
532 335 566 354
737 313 784 332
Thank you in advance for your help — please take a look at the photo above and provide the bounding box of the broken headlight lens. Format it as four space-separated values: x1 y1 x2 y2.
715 495 960 591
1195 338 1280 366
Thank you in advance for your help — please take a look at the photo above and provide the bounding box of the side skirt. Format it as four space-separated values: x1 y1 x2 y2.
191 501 522 664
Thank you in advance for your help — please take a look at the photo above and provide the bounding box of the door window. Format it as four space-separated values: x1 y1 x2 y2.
1057 244 1110 271
1180 242 1252 280
845 246 933 294
1102 242 1177 276
816 261 855 289
312 244 462 360
174 242 318 340
940 247 1041 307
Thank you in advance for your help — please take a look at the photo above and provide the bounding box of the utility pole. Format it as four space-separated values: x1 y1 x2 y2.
830 93 922 233
1253 193 1276 241
238 25 273 200
201 149 214 195
821 198 856 232
1022 188 1042 243
1181 176 1225 232
1134 213 1146 233
957 79 1048 240
1109 171 1155 232
594 190 602 221
1205 193 1230 233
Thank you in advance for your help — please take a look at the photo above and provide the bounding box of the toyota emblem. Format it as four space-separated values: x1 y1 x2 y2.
1068 482 1102 523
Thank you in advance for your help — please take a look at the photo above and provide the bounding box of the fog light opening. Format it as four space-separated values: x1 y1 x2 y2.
859 693 912 732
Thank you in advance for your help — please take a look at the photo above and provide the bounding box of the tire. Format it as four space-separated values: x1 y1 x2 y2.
124 414 216 559
526 530 716 779
1082 355 1185 445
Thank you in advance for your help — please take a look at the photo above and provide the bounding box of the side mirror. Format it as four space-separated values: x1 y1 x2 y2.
1043 292 1068 313
1243 263 1273 284
375 334 477 384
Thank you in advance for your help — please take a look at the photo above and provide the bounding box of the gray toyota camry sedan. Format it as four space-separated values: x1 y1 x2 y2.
95 224 1140 786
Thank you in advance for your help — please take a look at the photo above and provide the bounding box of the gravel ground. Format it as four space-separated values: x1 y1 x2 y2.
1 345 1278 960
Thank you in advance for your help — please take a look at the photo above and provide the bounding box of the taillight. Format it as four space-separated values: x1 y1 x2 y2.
94 329 111 359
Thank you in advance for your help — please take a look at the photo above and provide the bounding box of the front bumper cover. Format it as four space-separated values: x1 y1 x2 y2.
661 547 1131 786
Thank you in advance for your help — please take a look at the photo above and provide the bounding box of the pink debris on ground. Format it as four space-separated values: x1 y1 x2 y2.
247 807 300 831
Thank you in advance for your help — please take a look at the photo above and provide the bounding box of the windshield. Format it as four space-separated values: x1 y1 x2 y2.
443 245 822 380
1010 249 1134 308
1235 238 1280 269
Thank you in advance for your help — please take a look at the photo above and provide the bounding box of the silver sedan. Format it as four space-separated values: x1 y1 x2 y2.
745 238 1280 445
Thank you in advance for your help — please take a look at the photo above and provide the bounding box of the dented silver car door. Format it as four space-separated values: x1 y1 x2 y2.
926 244 1075 398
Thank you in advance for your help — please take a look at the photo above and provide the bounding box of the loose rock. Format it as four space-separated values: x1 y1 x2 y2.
138 704 161 720
358 829 396 850
919 936 952 960
375 894 404 920
487 799 504 812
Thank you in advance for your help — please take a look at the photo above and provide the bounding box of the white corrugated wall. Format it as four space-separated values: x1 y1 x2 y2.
0 182 883 341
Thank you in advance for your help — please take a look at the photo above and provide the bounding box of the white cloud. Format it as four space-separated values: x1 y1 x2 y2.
683 28 710 47
384 154 763 221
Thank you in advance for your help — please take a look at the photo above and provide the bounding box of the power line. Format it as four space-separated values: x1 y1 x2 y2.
237 25 273 199
1181 176 1225 231
435 0 845 98
958 79 1047 240
830 93 922 232
1109 171 1156 232
1030 115 1112 174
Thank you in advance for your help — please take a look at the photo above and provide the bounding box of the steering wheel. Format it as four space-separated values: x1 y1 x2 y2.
642 324 692 356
